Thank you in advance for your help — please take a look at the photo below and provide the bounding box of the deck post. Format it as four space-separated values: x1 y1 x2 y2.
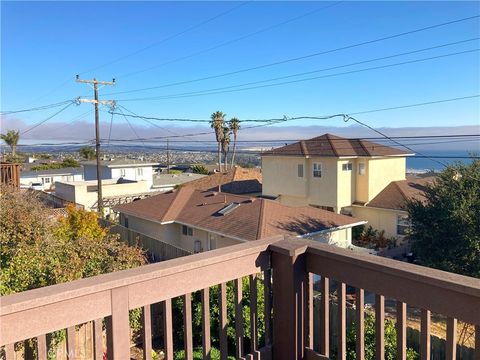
270 238 309 360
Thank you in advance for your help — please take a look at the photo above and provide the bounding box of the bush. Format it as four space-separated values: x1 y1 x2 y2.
191 165 210 175
174 347 234 360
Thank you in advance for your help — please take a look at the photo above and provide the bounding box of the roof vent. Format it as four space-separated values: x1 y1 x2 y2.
216 202 241 216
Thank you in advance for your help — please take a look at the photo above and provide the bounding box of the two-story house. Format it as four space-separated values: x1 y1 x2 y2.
262 133 419 238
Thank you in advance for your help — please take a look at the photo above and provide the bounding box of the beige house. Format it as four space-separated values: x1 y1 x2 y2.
114 187 365 253
262 133 420 238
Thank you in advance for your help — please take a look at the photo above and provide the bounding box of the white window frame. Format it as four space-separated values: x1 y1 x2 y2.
396 214 410 236
137 167 143 176
358 163 366 175
297 164 304 178
182 225 193 236
342 163 353 171
120 169 126 177
42 177 51 184
313 163 322 178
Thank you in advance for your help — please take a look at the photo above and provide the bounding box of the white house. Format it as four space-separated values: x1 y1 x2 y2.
20 167 84 190
82 159 156 189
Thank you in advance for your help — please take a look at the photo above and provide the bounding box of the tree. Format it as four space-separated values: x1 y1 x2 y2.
1 129 20 157
191 164 210 175
210 111 226 172
406 159 480 278
345 314 417 360
79 146 96 160
228 118 240 169
221 127 231 172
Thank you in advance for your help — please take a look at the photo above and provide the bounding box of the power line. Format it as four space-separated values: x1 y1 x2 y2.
118 48 479 101
0 100 74 115
118 1 343 79
106 14 480 96
79 2 250 76
117 105 179 136
20 102 76 135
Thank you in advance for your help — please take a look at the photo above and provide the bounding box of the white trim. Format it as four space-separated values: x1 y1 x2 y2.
351 203 408 214
298 221 367 238
173 221 249 243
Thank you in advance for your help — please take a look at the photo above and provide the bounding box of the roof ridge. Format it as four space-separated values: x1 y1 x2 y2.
325 134 339 157
299 140 309 156
356 139 370 156
161 186 195 222
255 199 267 240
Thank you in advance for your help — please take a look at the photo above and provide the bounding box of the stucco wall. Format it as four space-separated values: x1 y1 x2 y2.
352 205 405 239
262 156 307 198
367 157 406 201
336 160 356 211
306 157 339 210
307 228 352 248
84 165 112 181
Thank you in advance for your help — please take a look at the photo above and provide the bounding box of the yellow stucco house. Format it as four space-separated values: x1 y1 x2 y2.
261 133 431 239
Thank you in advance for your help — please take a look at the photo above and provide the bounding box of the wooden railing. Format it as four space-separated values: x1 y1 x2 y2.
1 237 479 360
0 163 20 188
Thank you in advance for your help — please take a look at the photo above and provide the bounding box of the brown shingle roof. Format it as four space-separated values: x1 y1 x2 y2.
366 176 435 211
114 188 363 241
262 133 412 157
184 167 262 194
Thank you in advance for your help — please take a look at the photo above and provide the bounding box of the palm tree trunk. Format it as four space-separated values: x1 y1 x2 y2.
217 143 222 172
231 136 237 169
11 145 16 157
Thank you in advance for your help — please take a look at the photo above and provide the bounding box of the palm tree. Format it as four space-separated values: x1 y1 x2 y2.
1 130 20 157
221 126 231 171
228 117 240 169
210 111 226 171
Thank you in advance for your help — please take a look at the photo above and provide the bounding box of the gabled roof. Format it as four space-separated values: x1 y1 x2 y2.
262 133 412 158
184 167 262 194
365 176 435 211
114 188 363 241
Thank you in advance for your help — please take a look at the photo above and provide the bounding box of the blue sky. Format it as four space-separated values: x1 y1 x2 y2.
1 1 479 140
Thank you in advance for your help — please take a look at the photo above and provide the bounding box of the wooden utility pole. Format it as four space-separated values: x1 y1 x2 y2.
76 76 115 215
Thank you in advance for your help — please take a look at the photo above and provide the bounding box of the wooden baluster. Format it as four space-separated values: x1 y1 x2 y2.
396 302 406 360
420 309 431 360
306 273 314 350
184 293 193 360
446 317 457 360
319 276 330 357
263 269 272 347
37 334 48 360
142 306 153 360
475 325 480 360
93 319 104 360
105 316 114 360
202 288 211 360
356 288 365 360
111 286 130 360
375 294 385 360
67 326 76 360
219 283 228 360
338 282 346 360
235 278 244 359
4 344 15 360
163 299 174 360
249 274 258 354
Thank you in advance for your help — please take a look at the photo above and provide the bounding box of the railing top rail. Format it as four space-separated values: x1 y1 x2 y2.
1 236 281 316
303 240 480 297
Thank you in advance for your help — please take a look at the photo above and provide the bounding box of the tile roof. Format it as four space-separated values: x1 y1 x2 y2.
184 167 262 194
114 187 363 241
366 176 435 211
152 173 206 187
262 133 412 157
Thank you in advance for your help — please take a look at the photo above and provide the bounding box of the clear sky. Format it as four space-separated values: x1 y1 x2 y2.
1 1 479 139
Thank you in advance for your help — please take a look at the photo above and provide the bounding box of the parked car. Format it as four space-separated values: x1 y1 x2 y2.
30 182 44 191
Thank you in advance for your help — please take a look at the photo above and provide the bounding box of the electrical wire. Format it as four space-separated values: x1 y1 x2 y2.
118 48 480 101
106 14 480 96
0 100 74 115
20 102 76 135
118 1 343 79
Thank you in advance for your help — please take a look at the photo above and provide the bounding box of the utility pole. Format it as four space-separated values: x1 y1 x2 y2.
166 138 170 174
76 76 115 215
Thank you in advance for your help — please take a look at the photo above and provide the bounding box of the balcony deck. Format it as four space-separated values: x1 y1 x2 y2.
1 236 479 360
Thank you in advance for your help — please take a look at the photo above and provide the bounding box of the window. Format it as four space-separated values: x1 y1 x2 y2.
358 163 366 175
42 177 51 184
342 163 353 171
313 163 322 178
297 164 304 178
137 168 143 176
182 225 193 236
120 169 126 177
397 215 410 236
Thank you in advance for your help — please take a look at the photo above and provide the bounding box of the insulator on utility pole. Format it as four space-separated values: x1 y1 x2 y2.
76 76 115 215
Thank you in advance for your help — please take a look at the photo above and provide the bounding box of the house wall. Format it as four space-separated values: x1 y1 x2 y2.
352 206 405 239
122 215 242 253
367 157 406 201
262 156 307 200
111 166 153 188
308 228 352 248
83 165 112 182
20 173 83 190
336 159 356 211
355 158 369 203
